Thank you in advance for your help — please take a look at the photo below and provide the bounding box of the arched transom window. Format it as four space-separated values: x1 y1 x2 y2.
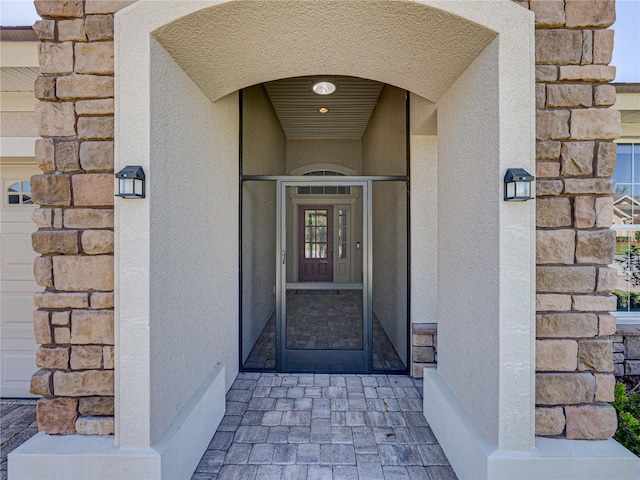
298 170 351 195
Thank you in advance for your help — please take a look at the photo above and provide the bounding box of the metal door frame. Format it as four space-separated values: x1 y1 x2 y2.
277 178 372 372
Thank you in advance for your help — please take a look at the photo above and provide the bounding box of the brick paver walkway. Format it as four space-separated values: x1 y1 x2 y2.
0 399 38 480
0 375 456 480
192 373 456 480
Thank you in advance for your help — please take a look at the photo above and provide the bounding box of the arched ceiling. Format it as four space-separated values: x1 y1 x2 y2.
152 0 497 104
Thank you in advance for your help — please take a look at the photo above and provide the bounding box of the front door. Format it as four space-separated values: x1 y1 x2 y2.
298 206 333 282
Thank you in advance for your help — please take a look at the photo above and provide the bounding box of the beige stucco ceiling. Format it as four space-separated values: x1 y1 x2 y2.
152 0 496 104
264 76 383 139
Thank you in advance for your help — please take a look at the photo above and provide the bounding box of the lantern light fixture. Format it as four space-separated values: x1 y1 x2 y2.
115 166 145 199
504 168 534 201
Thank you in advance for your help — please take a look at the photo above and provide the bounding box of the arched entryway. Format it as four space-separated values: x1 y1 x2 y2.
115 0 535 474
11 2 537 478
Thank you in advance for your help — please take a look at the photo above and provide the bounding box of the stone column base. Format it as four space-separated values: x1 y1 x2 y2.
423 369 640 480
9 365 226 480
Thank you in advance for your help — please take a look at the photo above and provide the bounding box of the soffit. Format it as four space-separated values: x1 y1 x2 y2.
152 0 496 103
1 67 38 92
0 27 38 41
264 76 383 139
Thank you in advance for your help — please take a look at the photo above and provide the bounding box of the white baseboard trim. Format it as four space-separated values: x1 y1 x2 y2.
423 369 640 480
9 364 226 480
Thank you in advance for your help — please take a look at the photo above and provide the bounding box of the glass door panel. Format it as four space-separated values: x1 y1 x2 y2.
281 184 367 373
371 181 407 372
241 180 277 370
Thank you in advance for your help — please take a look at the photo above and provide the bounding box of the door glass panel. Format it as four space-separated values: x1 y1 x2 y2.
283 185 365 372
338 209 347 259
372 181 407 372
241 180 277 370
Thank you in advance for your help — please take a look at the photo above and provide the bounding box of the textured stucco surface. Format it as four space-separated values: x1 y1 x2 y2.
363 86 408 365
115 0 534 455
241 85 283 362
242 85 286 176
148 39 239 444
286 139 362 175
409 133 438 326
0 112 37 137
436 39 502 447
152 0 496 103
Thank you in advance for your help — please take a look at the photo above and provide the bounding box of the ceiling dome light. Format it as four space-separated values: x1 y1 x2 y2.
318 107 329 114
313 81 336 95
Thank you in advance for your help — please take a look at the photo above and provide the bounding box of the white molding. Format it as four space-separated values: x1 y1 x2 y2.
0 137 37 157
9 364 226 480
423 369 640 480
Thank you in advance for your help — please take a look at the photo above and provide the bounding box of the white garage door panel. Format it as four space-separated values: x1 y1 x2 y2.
1 163 40 397
1 234 36 280
0 348 37 398
1 286 38 338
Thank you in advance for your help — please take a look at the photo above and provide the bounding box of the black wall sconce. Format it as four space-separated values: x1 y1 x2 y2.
115 166 145 199
504 168 534 201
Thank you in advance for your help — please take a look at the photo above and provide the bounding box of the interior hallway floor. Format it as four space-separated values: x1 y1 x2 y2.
192 373 456 480
244 291 406 371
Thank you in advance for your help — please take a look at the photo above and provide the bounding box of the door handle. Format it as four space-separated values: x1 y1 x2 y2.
282 249 287 265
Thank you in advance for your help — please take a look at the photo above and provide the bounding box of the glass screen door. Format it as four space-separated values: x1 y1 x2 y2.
277 180 370 373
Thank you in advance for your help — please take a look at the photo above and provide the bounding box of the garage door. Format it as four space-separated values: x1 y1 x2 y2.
1 164 39 397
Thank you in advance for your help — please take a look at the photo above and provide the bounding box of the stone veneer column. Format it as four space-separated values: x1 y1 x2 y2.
521 0 620 440
29 0 133 435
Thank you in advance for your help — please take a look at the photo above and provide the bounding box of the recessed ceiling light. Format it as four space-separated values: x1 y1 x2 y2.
318 107 329 114
313 81 336 95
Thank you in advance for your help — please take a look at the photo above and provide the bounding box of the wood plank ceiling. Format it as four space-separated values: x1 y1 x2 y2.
264 76 383 139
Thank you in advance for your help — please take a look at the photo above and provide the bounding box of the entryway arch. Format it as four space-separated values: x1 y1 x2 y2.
114 1 535 477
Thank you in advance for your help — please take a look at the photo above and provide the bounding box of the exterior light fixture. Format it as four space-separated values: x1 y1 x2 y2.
504 168 534 201
312 81 336 95
318 107 329 114
115 166 145 198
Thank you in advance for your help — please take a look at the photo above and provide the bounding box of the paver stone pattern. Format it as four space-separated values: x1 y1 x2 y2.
191 373 456 480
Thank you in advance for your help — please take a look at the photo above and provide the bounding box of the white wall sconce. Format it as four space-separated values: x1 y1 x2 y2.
115 166 145 199
504 168 534 201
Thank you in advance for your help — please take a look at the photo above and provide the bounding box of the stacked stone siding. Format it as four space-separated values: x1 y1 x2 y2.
411 323 437 377
528 0 620 440
613 325 640 378
29 0 133 435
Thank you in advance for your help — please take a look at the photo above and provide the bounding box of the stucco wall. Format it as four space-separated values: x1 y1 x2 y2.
372 182 408 366
241 85 284 362
0 112 37 137
409 133 438 327
243 85 286 175
436 39 501 446
149 39 239 443
362 86 406 176
361 85 408 365
286 139 361 175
